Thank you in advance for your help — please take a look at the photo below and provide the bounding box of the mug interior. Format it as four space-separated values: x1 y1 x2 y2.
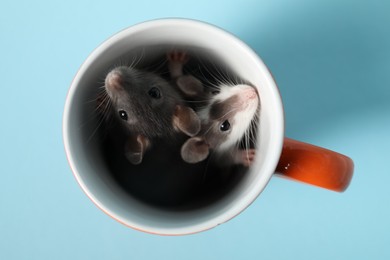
63 19 284 235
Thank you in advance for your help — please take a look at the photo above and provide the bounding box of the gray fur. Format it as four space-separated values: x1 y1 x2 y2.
105 66 183 139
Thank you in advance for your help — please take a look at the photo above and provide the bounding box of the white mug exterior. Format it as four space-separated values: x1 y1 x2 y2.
63 18 284 235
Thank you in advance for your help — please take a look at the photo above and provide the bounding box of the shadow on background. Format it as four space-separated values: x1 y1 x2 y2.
218 3 390 258
233 1 389 140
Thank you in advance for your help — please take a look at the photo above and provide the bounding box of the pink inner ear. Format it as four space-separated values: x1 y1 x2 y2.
181 137 209 164
176 75 203 97
173 105 201 136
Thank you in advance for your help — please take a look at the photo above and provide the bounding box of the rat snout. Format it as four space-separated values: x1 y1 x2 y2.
236 85 259 111
105 70 124 92
233 84 258 102
244 87 258 100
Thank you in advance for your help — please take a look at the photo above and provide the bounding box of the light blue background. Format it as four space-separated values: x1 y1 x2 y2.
1 0 389 259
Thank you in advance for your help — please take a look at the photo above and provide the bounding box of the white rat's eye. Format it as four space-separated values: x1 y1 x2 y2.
220 120 231 131
148 87 161 99
119 110 128 121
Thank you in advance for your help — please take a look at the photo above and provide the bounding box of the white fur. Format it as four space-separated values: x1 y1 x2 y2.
204 84 259 151
216 85 259 151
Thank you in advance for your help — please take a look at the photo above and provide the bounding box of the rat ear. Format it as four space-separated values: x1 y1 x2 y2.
181 137 210 163
124 134 150 165
176 75 204 97
173 105 201 136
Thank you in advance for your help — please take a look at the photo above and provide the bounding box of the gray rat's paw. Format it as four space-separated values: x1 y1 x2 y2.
167 50 189 64
167 50 189 79
124 135 150 165
124 151 143 165
235 149 256 167
181 137 210 164
173 105 201 136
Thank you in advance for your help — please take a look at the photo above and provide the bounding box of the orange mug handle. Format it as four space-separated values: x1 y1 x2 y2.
275 138 354 192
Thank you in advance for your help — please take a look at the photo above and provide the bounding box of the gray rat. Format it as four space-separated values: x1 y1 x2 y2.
99 65 201 165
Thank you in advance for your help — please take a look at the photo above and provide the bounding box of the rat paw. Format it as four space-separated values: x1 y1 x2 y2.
124 135 150 165
124 151 143 165
167 50 189 64
236 149 256 167
167 50 189 79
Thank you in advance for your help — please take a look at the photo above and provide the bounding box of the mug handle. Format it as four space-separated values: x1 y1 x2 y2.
275 138 354 192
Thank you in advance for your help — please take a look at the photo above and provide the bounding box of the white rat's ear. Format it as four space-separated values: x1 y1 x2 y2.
173 105 201 136
176 75 204 97
181 136 210 164
124 134 150 165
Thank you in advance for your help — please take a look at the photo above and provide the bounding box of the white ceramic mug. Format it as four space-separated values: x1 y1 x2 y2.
63 19 353 235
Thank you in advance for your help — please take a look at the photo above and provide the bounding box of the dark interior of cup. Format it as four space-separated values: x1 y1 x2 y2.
78 45 253 210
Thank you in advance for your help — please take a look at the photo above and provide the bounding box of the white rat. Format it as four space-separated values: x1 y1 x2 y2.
181 83 259 166
166 51 260 166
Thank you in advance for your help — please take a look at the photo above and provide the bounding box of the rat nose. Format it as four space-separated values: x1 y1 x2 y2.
244 87 258 100
105 70 123 91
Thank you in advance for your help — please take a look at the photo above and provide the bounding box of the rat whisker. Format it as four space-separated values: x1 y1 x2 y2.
132 48 145 68
86 92 114 142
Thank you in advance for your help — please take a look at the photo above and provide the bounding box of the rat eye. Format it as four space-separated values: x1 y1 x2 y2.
148 87 161 99
211 90 220 95
118 110 128 121
220 120 231 132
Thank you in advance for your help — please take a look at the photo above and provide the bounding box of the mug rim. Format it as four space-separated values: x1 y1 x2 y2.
63 18 285 235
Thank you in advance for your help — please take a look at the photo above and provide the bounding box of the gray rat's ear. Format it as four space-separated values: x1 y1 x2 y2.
124 134 150 165
181 137 210 163
176 75 204 97
173 105 201 136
